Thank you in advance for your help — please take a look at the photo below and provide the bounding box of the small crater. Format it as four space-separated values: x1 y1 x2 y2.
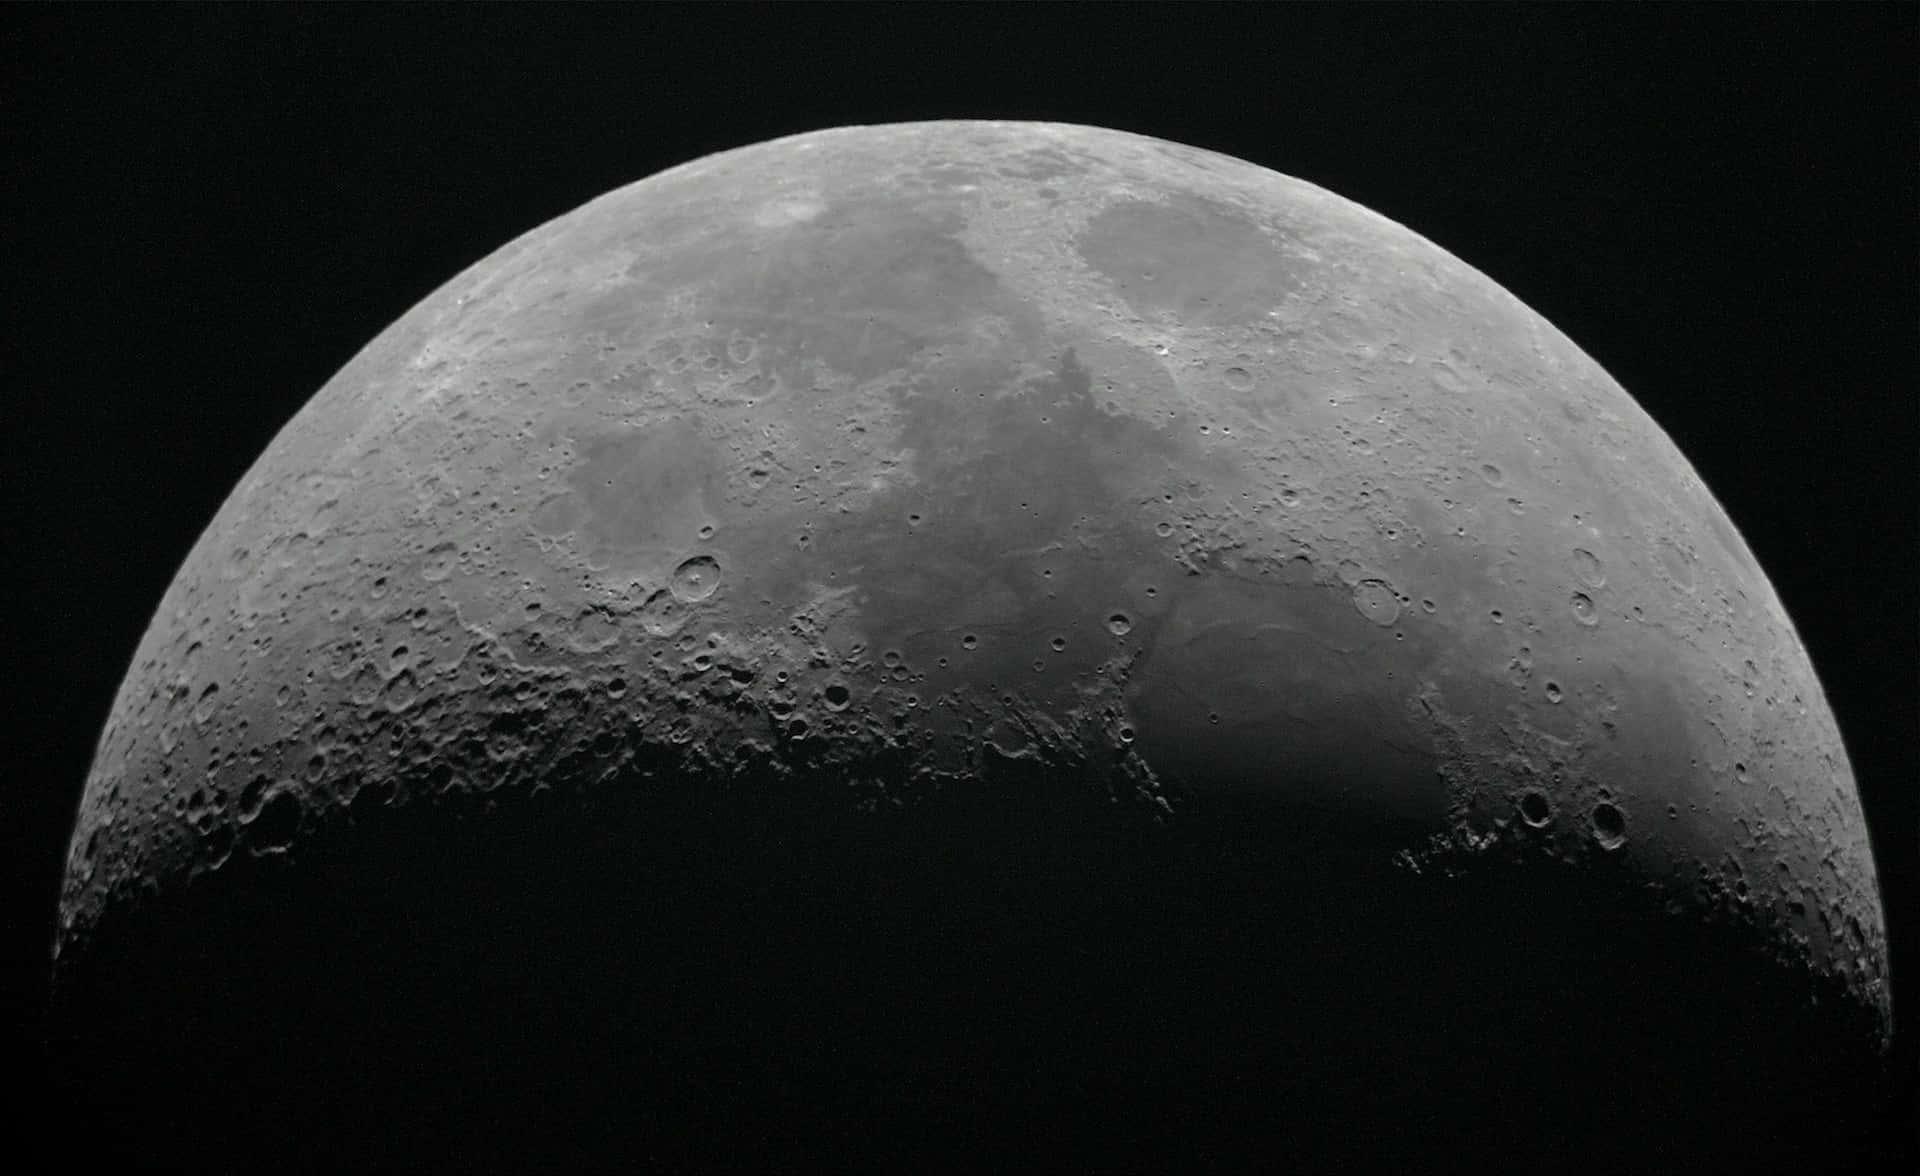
1351 579 1401 627
823 683 852 711
381 669 420 712
567 606 621 653
670 555 722 602
1571 547 1605 588
530 494 585 537
1519 790 1552 828
191 683 220 727
961 633 979 651
1544 681 1564 704
195 812 236 863
986 718 1031 756
421 542 460 582
1050 635 1068 652
1478 462 1506 488
238 774 270 822
637 588 686 637
1429 362 1469 394
1505 645 1535 687
1657 538 1696 591
1591 802 1627 851
1222 366 1253 390
1107 612 1133 636
1570 592 1598 626
245 789 302 852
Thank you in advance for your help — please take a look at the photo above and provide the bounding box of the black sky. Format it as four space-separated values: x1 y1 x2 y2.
4 4 1914 1164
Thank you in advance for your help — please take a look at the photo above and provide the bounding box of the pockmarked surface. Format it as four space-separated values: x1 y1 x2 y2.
54 122 1891 1169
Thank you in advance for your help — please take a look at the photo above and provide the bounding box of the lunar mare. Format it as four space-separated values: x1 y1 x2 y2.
53 122 1890 1168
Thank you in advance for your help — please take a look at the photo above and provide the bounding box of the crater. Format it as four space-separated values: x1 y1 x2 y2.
1591 802 1628 851
1075 194 1305 328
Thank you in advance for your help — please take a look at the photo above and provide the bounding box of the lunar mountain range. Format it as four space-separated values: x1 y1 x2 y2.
52 122 1891 1170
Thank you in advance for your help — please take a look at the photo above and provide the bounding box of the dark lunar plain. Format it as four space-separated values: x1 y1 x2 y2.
3 6 1914 1173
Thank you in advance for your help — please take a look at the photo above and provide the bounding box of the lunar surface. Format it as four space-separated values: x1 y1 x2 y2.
53 122 1891 1170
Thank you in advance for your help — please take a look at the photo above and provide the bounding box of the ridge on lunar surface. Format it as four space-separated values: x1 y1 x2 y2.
53 121 1891 1170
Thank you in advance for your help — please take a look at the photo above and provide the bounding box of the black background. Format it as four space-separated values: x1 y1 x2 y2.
4 4 1913 1167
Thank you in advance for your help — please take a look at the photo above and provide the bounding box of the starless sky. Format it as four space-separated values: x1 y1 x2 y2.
3 4 1913 1164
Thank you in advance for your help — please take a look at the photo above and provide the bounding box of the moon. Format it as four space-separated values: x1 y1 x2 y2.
52 121 1891 1170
